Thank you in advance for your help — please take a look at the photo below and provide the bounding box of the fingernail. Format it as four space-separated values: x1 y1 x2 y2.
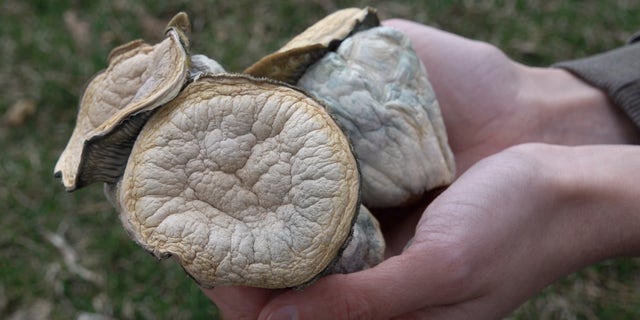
267 305 299 320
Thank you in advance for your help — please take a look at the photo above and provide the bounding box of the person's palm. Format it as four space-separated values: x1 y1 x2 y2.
367 19 540 258
202 20 535 318
386 19 535 173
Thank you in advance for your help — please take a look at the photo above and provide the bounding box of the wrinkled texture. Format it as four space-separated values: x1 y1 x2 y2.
54 28 189 190
329 205 385 274
243 7 379 84
116 75 361 288
298 26 455 208
55 8 456 290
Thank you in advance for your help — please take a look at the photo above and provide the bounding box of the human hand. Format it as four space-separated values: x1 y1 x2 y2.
384 19 638 173
207 143 640 319
203 20 640 319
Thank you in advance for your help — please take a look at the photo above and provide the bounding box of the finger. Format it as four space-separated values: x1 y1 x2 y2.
258 242 473 320
382 19 481 66
393 304 476 320
202 286 285 320
393 294 515 320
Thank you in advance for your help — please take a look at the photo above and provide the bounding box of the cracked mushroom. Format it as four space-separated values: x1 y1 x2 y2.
55 8 453 289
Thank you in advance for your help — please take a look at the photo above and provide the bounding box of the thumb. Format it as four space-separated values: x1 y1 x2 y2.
202 286 284 319
257 243 470 320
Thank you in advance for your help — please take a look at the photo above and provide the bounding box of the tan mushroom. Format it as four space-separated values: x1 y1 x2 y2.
244 7 379 84
298 26 455 207
247 8 455 208
113 74 369 288
57 11 384 289
329 205 384 274
53 12 194 191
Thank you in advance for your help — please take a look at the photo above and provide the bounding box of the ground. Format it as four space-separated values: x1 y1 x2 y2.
1 0 639 319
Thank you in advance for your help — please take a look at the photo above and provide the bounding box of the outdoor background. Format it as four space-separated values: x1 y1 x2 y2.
1 0 639 319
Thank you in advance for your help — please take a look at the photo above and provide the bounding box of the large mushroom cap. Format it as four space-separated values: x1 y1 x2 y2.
53 12 192 191
115 74 361 288
244 7 379 84
298 26 455 208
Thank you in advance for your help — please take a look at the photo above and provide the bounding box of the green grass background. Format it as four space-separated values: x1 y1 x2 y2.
1 0 639 319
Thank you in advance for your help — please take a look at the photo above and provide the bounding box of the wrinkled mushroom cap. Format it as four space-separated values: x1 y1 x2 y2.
298 26 455 207
115 74 361 288
244 7 379 84
53 13 191 191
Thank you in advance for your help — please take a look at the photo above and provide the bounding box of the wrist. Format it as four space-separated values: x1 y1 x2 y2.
496 144 640 299
566 145 640 257
540 144 640 269
522 67 639 145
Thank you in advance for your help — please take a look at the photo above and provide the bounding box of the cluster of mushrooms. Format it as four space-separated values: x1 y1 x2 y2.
54 8 455 289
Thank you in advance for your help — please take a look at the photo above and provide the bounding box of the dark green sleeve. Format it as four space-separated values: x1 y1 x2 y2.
553 36 640 128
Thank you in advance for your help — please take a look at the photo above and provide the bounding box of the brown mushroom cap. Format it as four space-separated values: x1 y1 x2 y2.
115 74 361 288
243 7 379 84
53 13 191 191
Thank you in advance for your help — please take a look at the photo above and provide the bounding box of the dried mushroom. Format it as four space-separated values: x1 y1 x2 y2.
298 26 455 207
56 8 454 289
330 205 384 274
113 75 372 288
247 7 455 208
54 13 192 191
244 7 378 84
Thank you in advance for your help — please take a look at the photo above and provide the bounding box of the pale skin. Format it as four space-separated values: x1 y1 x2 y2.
203 19 640 319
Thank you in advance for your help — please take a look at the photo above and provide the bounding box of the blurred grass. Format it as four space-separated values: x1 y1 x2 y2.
1 0 639 319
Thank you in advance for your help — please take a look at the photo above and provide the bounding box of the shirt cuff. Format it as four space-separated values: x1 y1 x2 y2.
553 42 640 128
